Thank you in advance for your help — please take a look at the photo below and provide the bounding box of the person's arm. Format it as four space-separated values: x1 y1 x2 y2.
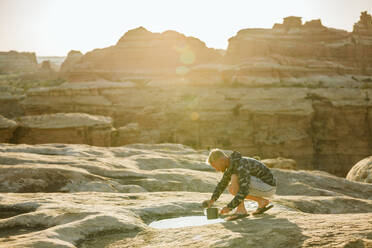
210 166 233 202
226 161 251 209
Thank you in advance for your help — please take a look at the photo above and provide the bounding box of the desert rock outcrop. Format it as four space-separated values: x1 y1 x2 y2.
223 14 372 87
59 50 83 75
353 11 372 36
13 113 114 146
0 51 38 73
0 143 371 247
347 156 372 183
18 81 372 177
65 27 222 82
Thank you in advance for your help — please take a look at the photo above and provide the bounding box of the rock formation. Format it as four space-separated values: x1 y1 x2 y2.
13 113 114 146
353 11 372 36
0 51 38 73
39 60 53 73
347 156 372 183
64 27 222 83
223 15 372 86
59 50 83 75
18 81 372 177
0 143 371 247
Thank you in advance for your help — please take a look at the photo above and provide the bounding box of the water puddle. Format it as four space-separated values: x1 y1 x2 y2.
149 201 296 229
149 215 225 229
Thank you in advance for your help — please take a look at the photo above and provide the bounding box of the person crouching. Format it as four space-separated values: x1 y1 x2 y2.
203 149 277 220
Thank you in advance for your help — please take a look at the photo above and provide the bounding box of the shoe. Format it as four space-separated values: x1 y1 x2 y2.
225 213 249 221
252 205 273 215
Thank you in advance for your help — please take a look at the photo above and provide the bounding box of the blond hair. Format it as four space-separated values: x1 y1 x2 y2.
206 148 227 165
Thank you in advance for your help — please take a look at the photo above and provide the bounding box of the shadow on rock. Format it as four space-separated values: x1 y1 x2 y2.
221 217 308 248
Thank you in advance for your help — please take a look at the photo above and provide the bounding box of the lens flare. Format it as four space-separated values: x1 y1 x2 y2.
191 112 199 121
176 65 190 75
180 49 195 64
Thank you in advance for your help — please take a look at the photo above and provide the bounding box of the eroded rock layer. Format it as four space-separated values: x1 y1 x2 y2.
0 51 38 73
12 113 114 146
19 82 372 176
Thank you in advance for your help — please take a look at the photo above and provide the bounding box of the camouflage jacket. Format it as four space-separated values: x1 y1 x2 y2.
211 151 276 209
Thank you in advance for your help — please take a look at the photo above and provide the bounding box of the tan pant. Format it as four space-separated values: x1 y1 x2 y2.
228 174 276 198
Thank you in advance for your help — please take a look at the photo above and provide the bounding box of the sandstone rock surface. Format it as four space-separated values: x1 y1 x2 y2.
0 143 371 247
347 156 372 183
13 113 114 146
0 115 18 143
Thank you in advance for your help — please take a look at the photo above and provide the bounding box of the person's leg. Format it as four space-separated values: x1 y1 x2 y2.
228 174 247 214
247 176 276 213
245 195 269 211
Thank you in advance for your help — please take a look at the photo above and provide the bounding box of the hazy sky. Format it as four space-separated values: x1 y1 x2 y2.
1 0 371 56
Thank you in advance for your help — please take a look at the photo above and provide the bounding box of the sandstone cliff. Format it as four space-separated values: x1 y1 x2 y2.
223 14 372 87
59 50 83 74
64 27 223 83
0 51 38 73
19 81 372 177
62 13 372 86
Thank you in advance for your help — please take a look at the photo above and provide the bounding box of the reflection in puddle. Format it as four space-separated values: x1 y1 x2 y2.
149 202 294 229
149 215 225 229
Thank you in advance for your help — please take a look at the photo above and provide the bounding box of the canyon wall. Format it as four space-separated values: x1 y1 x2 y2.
19 81 372 177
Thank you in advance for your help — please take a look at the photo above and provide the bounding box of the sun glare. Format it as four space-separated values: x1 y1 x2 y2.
1 0 371 55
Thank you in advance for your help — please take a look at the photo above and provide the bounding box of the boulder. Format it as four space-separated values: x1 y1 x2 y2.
346 156 372 183
14 113 114 146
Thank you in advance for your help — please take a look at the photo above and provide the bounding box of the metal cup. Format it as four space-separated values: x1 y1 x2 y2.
206 207 219 219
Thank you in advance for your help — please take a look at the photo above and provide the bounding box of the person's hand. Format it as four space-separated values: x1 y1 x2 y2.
220 206 231 215
202 199 215 208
